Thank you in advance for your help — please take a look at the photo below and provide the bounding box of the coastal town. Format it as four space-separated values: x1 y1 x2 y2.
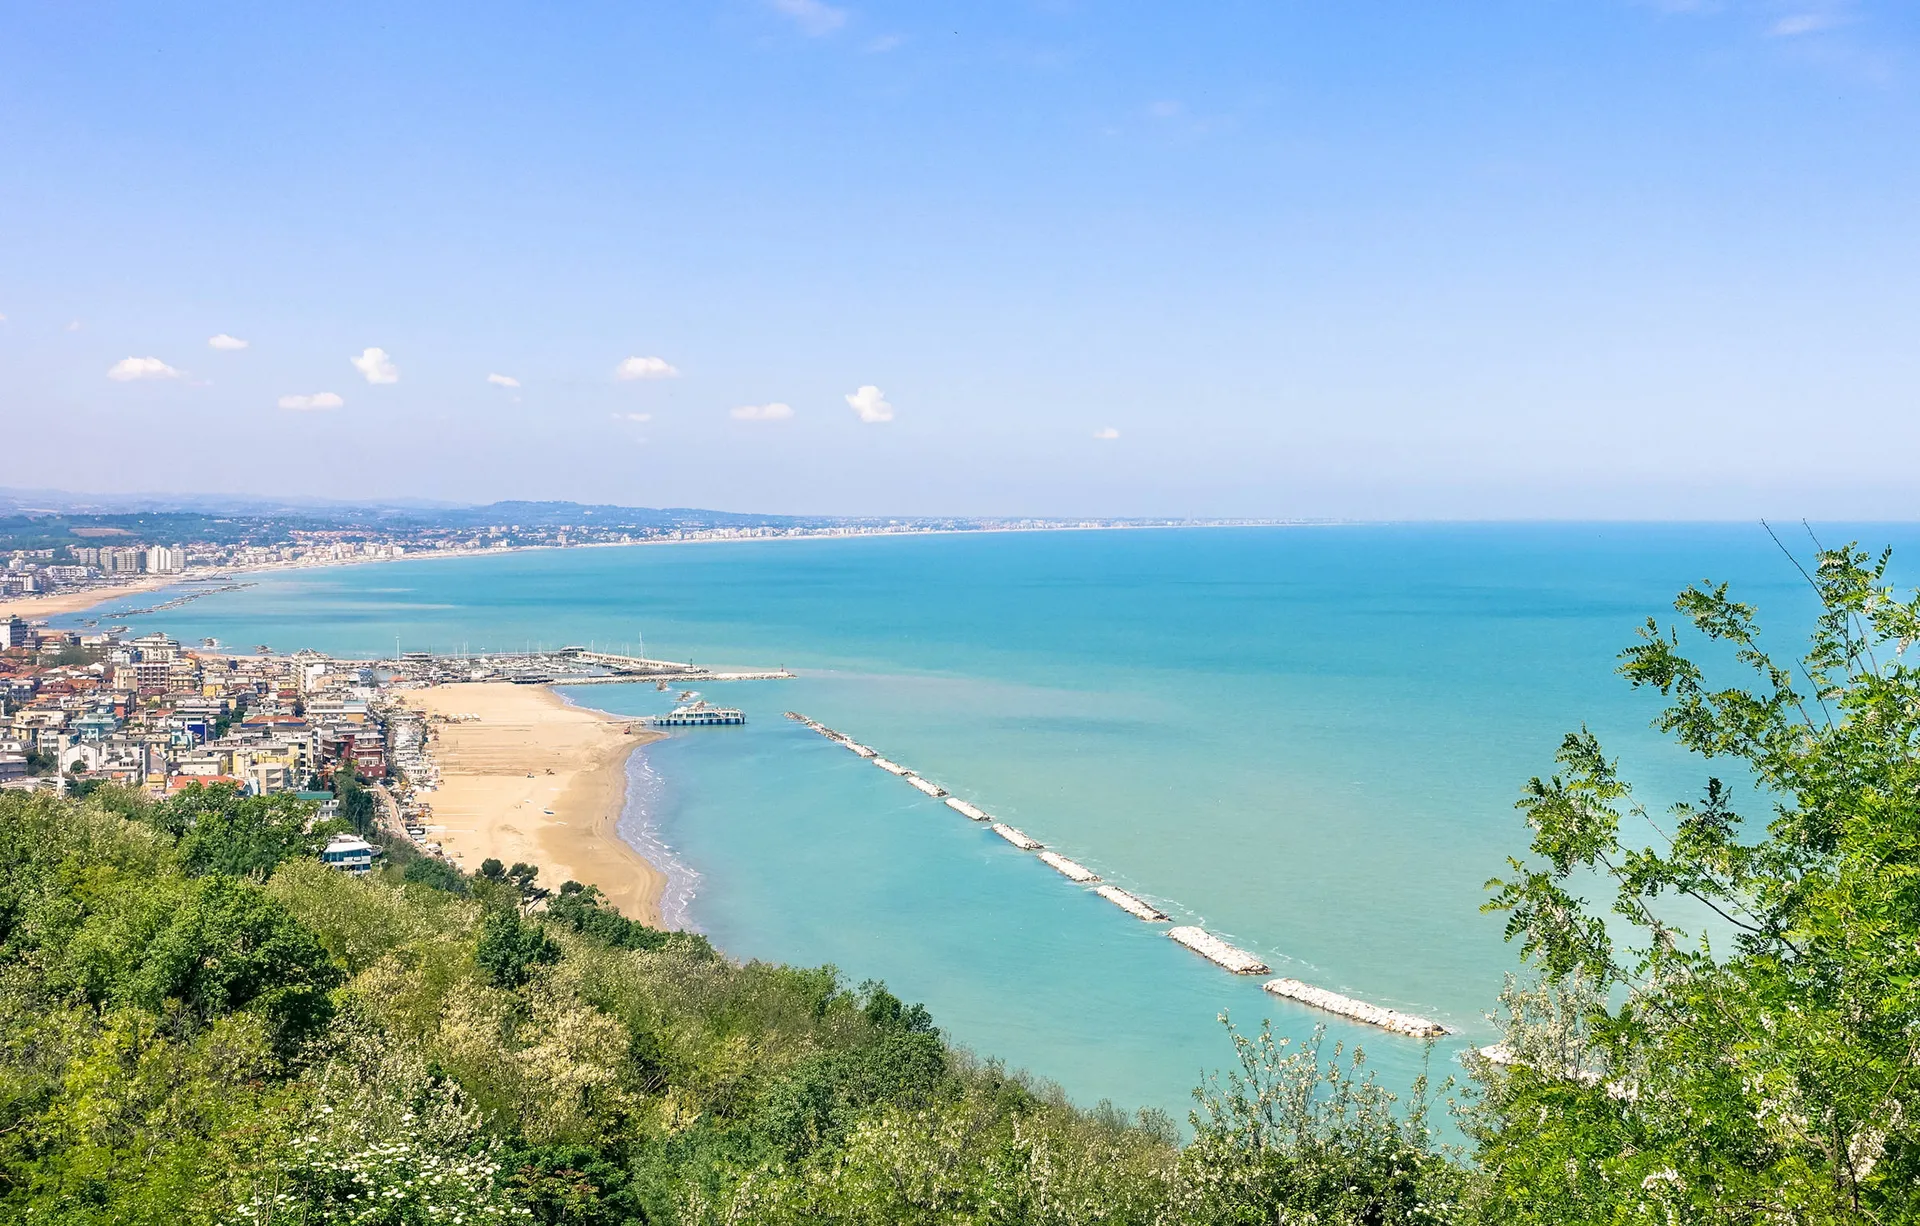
0 604 750 920
0 497 1281 611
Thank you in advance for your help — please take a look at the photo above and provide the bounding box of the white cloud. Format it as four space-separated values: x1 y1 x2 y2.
279 392 344 411
1770 12 1835 34
615 355 679 380
487 373 521 388
106 356 182 381
770 0 846 35
1148 100 1183 118
1093 427 1120 440
351 346 399 383
67 320 82 332
867 34 904 52
845 384 894 423
611 412 652 423
731 402 794 421
207 333 249 350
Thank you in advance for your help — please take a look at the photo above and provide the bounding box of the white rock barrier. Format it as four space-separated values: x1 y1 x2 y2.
1038 850 1100 883
1096 884 1169 922
991 823 1045 851
786 711 1450 1039
1168 926 1271 975
1262 978 1450 1038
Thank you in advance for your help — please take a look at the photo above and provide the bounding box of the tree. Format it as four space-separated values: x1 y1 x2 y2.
1476 542 1920 1222
474 908 560 989
152 782 336 878
121 875 344 1051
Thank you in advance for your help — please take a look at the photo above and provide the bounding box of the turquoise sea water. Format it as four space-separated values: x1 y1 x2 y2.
84 524 1920 1121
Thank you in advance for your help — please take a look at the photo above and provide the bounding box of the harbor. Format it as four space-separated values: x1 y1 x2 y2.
778 709 1455 1038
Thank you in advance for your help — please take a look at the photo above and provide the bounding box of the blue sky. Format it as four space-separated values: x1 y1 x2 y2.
2 1 1916 517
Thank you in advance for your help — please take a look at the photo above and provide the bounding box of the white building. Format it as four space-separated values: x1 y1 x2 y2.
321 834 376 875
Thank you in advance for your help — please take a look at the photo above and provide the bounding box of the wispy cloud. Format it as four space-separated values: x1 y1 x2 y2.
867 34 903 52
207 333 249 350
845 384 893 423
106 356 182 381
279 392 343 411
731 402 794 421
486 373 521 388
611 411 652 423
770 0 847 35
1770 11 1837 35
351 346 399 384
1093 427 1120 440
67 320 82 332
615 355 679 380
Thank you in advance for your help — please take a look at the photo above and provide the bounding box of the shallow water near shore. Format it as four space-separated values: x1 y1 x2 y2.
93 523 1920 1123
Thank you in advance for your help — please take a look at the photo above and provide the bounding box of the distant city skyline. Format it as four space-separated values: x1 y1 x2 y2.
3 2 1917 518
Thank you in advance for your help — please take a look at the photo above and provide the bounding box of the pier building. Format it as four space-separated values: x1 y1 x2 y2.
647 701 745 726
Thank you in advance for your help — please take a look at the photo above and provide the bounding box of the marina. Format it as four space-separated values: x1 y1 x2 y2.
1037 850 1100 883
1262 979 1451 1038
1167 926 1271 975
1095 885 1169 922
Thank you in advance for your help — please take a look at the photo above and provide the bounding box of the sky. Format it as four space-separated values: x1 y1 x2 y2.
1 0 1917 519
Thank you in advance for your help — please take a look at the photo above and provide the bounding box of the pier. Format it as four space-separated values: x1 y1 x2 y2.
991 823 1044 851
872 757 910 776
1095 885 1168 921
1262 980 1450 1038
1168 926 1270 975
1037 850 1099 883
906 775 947 798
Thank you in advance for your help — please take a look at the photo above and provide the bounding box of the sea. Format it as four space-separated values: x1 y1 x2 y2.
74 522 1920 1123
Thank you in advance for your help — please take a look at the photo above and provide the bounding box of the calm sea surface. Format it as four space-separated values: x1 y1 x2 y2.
84 524 1920 1120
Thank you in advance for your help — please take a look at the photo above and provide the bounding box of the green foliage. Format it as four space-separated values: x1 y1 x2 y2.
546 881 715 959
149 781 334 878
1179 1017 1461 1225
403 852 470 895
1477 541 1920 1222
330 764 377 837
475 907 562 988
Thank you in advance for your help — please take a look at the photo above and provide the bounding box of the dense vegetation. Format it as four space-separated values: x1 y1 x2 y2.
2 542 1917 1222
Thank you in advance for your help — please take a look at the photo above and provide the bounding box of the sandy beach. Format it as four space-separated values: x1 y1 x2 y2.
0 575 173 621
398 682 668 925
